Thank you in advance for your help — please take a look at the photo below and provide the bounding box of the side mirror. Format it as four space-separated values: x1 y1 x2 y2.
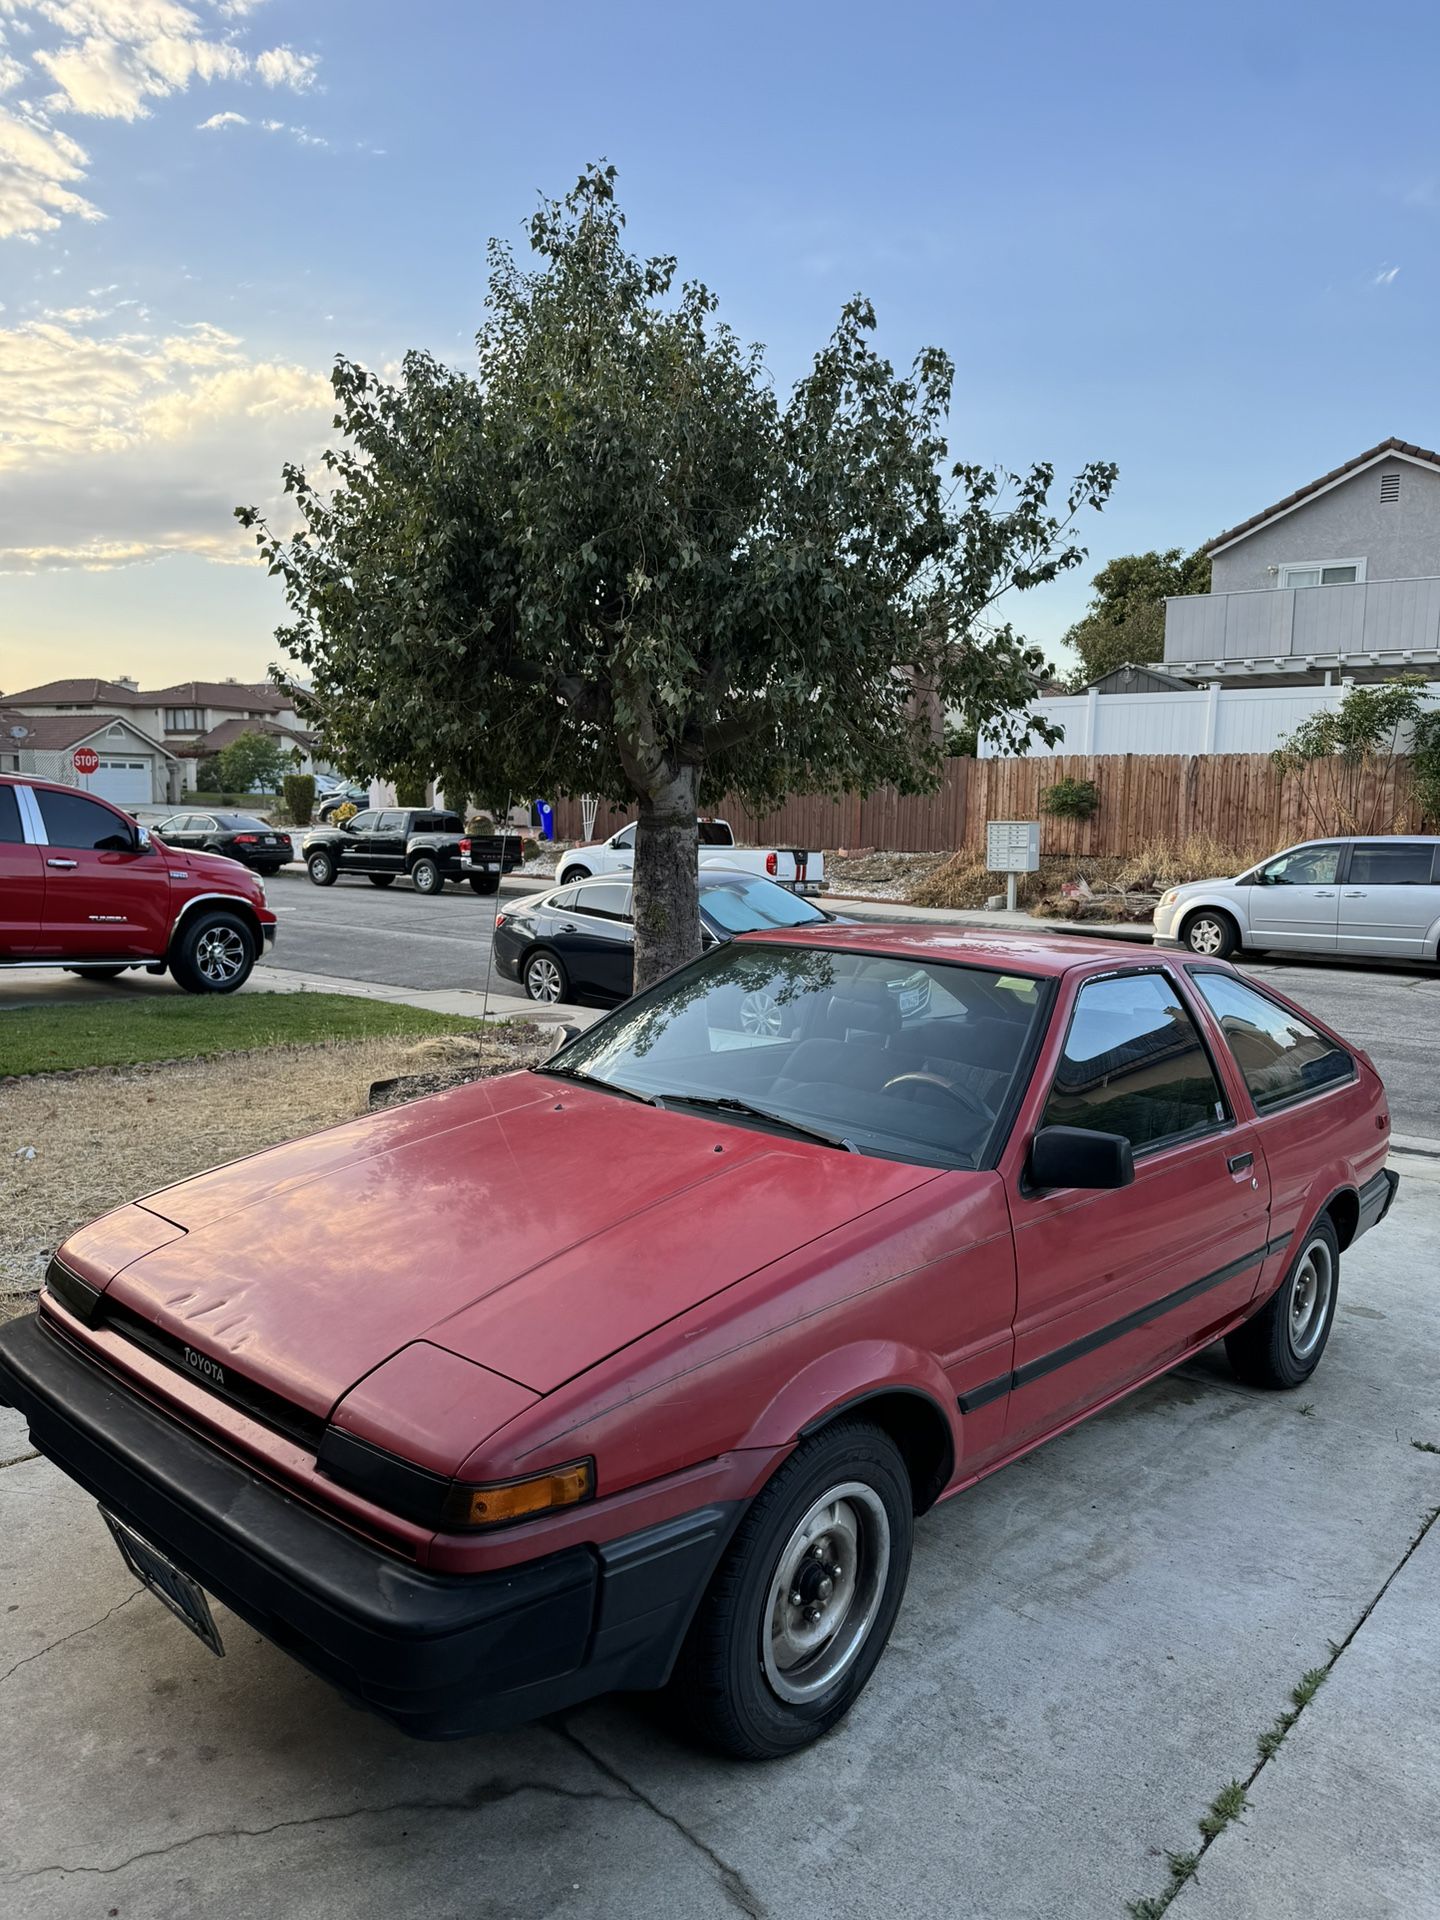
135 826 153 853
1028 1125 1134 1192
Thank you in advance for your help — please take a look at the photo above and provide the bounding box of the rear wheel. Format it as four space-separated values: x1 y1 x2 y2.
307 850 337 886
1226 1217 1340 1389
410 856 443 895
668 1421 914 1759
367 874 395 888
524 948 568 1004
169 911 256 995
1180 909 1237 960
558 864 591 885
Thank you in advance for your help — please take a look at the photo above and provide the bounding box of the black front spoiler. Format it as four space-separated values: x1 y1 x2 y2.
0 1313 737 1739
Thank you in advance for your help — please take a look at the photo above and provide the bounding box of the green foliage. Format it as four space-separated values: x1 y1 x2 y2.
1198 1781 1248 1842
394 776 430 807
1040 775 1100 820
1273 675 1436 835
282 772 316 826
239 164 1113 984
214 730 293 797
195 753 223 790
943 715 978 758
1064 548 1210 686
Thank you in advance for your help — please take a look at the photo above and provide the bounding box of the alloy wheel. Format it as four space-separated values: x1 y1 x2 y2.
195 926 247 986
1187 916 1226 956
526 955 563 1003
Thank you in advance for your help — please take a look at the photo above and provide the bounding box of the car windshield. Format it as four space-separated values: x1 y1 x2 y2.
542 943 1047 1168
699 878 828 933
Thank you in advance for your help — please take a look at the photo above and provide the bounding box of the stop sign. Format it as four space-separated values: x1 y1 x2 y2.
72 746 100 775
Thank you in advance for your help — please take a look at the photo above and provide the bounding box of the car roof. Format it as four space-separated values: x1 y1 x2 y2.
734 922 1170 978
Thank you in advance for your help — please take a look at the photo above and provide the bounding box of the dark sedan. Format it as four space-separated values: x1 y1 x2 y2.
153 810 291 875
494 870 838 1005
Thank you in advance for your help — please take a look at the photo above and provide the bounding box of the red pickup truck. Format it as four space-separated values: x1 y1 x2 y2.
0 773 276 992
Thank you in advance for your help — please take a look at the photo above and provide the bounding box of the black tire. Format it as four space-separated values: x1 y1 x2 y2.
409 856 443 896
169 911 256 995
307 850 337 887
1180 908 1238 961
523 947 569 1004
1226 1216 1340 1389
469 873 500 896
63 965 127 980
258 864 285 877
667 1421 914 1760
557 864 591 885
367 874 396 888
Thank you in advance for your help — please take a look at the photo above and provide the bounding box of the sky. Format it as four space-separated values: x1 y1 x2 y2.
2 0 1439 692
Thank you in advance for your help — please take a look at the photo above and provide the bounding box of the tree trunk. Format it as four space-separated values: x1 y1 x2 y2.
632 763 701 992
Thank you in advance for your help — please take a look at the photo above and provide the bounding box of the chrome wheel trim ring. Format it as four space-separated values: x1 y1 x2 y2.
761 1481 891 1705
1289 1236 1334 1361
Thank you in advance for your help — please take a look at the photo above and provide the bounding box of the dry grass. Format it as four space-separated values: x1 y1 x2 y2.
1 1027 549 1314
909 855 1066 911
909 836 1267 918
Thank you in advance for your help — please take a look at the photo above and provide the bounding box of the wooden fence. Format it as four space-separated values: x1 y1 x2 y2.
546 753 1424 858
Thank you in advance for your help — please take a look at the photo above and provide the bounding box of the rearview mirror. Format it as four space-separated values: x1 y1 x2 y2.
1028 1125 1134 1192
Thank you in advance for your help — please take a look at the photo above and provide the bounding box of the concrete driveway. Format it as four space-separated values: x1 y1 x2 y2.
2 1153 1436 1918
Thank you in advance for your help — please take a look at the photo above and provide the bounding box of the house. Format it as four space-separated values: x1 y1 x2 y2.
2 674 325 801
0 706 184 805
1162 438 1440 685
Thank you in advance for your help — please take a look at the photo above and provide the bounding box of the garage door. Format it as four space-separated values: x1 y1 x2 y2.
91 759 152 806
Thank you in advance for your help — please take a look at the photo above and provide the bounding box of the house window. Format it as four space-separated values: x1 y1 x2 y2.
1278 560 1365 589
1380 473 1400 504
164 707 201 731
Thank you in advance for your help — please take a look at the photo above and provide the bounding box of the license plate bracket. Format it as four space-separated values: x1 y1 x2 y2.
101 1508 225 1657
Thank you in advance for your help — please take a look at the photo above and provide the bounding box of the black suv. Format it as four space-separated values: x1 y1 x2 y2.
300 808 521 895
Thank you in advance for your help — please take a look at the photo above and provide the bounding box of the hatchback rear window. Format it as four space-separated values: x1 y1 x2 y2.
1190 971 1353 1112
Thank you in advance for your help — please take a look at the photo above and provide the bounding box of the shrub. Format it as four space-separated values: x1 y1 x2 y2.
283 773 316 827
394 776 430 807
1041 775 1100 821
331 800 359 826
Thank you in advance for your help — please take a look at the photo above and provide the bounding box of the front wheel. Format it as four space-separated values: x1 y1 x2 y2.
557 865 591 885
524 948 568 1004
667 1421 914 1759
1180 909 1237 960
1226 1217 1340 1389
169 911 256 995
307 851 337 887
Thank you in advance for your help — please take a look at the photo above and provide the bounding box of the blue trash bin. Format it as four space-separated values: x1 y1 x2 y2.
535 800 555 841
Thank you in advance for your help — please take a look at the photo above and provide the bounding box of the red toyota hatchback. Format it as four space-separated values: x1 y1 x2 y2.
0 773 276 991
0 927 1396 1757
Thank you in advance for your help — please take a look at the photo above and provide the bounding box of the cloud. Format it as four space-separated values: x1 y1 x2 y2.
1372 264 1400 287
196 105 244 127
0 1 321 231
0 310 334 571
203 105 324 146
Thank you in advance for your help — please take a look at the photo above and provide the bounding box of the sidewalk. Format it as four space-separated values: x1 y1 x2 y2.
831 892 1154 939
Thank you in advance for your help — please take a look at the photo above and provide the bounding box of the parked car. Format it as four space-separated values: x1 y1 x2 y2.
301 808 523 895
495 869 843 1004
153 810 291 876
557 818 826 894
0 928 1395 1757
0 773 277 992
1154 836 1440 962
315 783 371 823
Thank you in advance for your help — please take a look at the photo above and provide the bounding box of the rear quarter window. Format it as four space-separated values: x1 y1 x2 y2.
1189 971 1354 1112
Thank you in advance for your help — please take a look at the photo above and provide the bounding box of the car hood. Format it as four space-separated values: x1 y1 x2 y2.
103 1072 940 1416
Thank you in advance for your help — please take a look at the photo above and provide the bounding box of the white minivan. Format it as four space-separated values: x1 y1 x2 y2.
1154 836 1440 962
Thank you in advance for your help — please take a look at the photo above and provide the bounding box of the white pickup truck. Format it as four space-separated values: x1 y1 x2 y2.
556 819 826 894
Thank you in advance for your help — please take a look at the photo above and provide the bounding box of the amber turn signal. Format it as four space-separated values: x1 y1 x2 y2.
441 1460 594 1530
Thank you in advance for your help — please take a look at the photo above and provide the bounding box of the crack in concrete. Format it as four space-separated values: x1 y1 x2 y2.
554 1721 766 1919
8 1778 631 1884
0 1588 143 1689
0 1450 39 1469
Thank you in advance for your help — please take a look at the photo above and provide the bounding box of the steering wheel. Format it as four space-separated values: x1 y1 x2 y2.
881 1070 991 1122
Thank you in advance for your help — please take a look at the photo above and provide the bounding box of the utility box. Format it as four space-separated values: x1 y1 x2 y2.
985 820 1040 873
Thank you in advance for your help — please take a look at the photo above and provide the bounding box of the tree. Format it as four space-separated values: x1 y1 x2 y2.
1272 676 1436 835
240 166 1115 987
1063 548 1210 687
214 730 293 797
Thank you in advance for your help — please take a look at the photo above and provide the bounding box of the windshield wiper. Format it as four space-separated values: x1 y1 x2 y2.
654 1093 859 1153
535 1065 660 1106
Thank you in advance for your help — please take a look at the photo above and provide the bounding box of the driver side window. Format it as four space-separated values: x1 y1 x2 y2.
1259 844 1341 887
1041 972 1228 1154
611 825 636 851
346 811 378 834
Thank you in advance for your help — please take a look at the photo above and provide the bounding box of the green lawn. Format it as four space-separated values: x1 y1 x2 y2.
0 992 485 1078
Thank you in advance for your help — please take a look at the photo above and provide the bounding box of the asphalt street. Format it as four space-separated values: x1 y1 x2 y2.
258 870 1440 1140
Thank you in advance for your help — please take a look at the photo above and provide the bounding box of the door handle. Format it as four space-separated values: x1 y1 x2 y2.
45 857 79 869
1227 1151 1253 1173
1313 890 1336 898
1342 891 1365 898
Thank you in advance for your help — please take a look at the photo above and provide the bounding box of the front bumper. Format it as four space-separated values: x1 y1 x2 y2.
261 920 277 951
0 1313 738 1739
